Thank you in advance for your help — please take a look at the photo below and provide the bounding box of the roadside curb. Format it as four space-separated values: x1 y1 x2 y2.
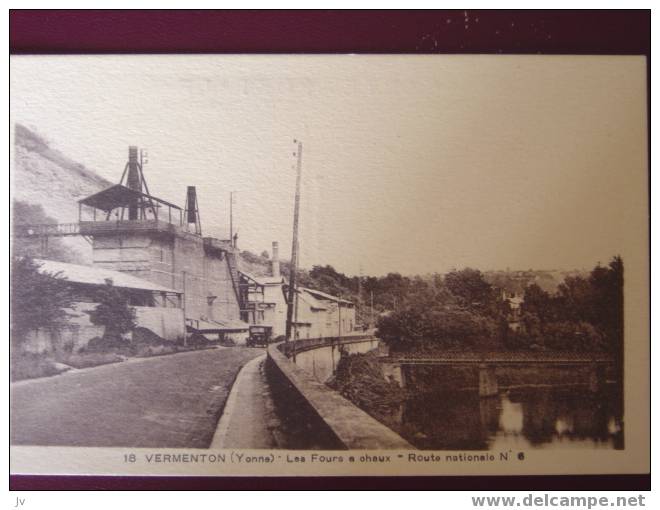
209 353 267 449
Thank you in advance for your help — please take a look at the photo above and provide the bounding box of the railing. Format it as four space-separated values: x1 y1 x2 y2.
78 219 180 235
203 237 233 252
13 222 81 237
278 333 375 358
381 351 615 365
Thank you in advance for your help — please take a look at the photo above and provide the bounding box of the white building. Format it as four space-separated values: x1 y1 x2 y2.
239 241 357 342
292 287 356 340
24 258 185 353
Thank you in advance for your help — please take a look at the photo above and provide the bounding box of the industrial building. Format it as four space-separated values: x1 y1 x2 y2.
16 145 356 348
75 146 248 343
23 258 184 353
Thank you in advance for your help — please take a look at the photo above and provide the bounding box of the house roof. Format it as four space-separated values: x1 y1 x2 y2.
34 259 180 294
79 184 181 212
299 287 353 306
297 290 328 311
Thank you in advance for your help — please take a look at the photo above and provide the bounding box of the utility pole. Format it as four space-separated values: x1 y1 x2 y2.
370 290 375 328
182 270 187 347
229 191 234 244
357 264 363 328
285 140 303 342
338 297 342 339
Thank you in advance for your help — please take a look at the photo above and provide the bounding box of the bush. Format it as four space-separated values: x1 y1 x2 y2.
132 327 169 346
87 284 136 340
86 334 131 352
328 352 405 426
187 332 212 347
543 320 605 352
10 353 69 381
377 306 499 353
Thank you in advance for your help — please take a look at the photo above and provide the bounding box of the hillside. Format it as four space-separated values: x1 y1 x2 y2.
11 124 275 272
12 124 112 262
13 124 112 219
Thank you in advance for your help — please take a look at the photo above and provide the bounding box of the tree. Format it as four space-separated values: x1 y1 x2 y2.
556 275 595 323
589 256 623 352
12 200 82 263
444 268 497 315
87 283 136 343
10 256 73 347
522 283 553 323
377 303 500 353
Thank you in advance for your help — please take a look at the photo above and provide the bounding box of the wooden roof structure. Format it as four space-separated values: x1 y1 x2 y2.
79 184 181 213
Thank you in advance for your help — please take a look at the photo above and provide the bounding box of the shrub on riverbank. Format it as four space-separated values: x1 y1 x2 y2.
327 352 405 429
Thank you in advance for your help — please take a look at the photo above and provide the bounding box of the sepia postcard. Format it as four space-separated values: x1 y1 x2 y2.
9 54 649 477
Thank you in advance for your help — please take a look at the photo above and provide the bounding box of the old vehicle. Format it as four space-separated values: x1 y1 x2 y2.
247 326 272 347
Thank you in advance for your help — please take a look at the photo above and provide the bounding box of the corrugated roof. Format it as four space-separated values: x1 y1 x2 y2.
79 184 181 212
240 271 284 286
188 318 249 332
34 259 180 294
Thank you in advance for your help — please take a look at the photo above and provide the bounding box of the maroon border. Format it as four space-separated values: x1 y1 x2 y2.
9 474 652 491
9 9 651 491
10 9 650 55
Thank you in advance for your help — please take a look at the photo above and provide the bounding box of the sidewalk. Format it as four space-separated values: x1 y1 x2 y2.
210 352 282 449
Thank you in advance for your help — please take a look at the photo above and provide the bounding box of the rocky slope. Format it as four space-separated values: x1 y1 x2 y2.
12 124 112 262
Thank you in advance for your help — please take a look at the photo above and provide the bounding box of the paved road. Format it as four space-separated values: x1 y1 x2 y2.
10 347 263 448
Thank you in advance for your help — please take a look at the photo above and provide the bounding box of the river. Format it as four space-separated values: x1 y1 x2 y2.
385 366 623 451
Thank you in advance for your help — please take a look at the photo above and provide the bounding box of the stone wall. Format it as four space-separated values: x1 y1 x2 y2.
133 306 185 341
91 230 240 325
22 302 103 353
267 337 413 449
22 301 186 353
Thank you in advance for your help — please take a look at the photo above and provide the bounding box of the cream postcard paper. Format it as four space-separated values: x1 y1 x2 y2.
9 55 648 476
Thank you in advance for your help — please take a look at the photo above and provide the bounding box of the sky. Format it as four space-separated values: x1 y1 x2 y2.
10 55 647 276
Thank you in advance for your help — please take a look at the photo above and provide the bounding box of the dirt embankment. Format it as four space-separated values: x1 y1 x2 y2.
327 352 405 432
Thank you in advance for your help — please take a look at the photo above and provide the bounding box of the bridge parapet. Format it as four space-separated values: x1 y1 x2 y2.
278 333 377 358
267 337 413 450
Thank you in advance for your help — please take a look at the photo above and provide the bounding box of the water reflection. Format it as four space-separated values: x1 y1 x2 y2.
393 368 623 451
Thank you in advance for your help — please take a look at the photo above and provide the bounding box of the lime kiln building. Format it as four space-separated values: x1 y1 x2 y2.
77 146 248 343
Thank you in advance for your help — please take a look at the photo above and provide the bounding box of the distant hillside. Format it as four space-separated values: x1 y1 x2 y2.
12 124 112 262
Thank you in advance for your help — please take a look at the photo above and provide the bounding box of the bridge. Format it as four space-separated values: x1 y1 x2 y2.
380 351 614 366
379 351 615 397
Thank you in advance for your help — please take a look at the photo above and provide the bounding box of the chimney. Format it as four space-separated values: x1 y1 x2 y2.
184 186 202 235
186 186 197 223
271 241 280 278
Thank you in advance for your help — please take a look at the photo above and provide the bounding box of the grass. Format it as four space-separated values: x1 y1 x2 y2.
11 343 218 382
54 352 126 369
10 354 68 382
